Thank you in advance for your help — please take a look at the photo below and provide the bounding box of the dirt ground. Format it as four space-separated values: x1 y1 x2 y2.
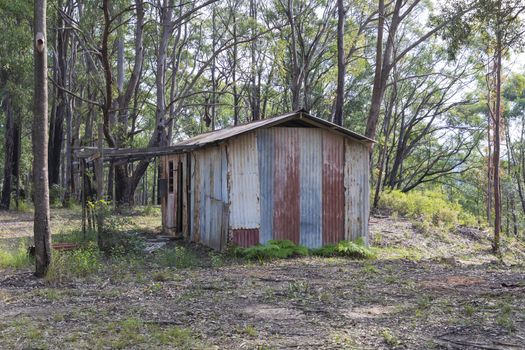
1 209 524 349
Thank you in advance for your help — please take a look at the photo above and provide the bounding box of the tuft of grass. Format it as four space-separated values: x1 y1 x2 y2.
311 238 376 260
233 240 309 261
156 246 200 268
496 302 515 332
380 328 401 347
46 242 102 282
0 240 34 269
241 325 258 337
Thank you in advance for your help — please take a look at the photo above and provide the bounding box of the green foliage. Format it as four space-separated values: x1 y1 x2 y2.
311 238 376 260
0 239 33 269
155 246 200 268
49 184 65 205
379 190 478 230
233 240 309 261
46 242 102 282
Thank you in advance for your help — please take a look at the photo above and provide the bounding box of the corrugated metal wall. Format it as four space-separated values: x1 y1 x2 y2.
255 127 363 249
190 146 229 250
229 133 260 229
162 126 370 250
299 129 322 248
322 130 345 244
344 139 370 242
272 128 301 244
257 129 274 244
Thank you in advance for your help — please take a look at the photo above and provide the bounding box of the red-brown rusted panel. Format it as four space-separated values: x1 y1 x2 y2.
273 128 300 244
232 229 260 247
322 131 345 244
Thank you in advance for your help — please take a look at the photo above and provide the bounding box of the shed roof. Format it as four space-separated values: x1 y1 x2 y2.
174 110 374 148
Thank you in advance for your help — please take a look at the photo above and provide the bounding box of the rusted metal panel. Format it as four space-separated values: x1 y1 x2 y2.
228 133 260 230
232 228 260 247
193 147 227 250
322 131 345 245
273 128 300 244
299 129 322 248
257 129 274 244
344 140 369 242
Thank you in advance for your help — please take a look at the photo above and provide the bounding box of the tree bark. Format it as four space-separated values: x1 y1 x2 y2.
333 0 345 126
33 0 52 277
1 94 15 210
492 29 502 253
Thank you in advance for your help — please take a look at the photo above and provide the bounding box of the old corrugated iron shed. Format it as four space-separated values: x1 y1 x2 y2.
160 110 373 250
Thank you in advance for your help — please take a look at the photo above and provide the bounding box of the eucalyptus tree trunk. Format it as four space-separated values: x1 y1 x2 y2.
1 94 15 210
33 0 52 277
492 30 502 253
333 0 345 126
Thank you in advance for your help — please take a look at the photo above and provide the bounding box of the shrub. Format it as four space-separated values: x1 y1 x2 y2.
378 189 477 230
311 239 376 260
233 240 309 261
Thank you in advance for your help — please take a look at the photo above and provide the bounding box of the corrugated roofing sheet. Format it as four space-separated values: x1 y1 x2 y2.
174 110 374 148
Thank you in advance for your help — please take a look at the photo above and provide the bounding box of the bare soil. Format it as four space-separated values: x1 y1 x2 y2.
0 209 524 349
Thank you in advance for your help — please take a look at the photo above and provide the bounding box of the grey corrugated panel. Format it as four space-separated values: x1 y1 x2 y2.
272 128 301 244
322 131 345 244
344 139 368 242
228 133 261 230
299 129 323 249
173 110 374 148
257 129 274 244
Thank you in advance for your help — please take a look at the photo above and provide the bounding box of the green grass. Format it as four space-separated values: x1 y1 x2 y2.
155 246 200 268
46 242 102 282
232 239 375 261
0 240 33 269
311 239 376 259
233 240 309 261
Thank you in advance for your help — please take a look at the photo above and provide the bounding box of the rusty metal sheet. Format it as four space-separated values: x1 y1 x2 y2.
299 129 322 248
272 128 300 244
322 131 345 245
228 133 260 230
344 139 369 242
193 147 228 250
231 229 260 247
257 129 274 244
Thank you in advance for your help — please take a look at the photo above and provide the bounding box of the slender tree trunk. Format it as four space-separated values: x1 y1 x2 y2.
333 0 345 126
492 31 502 254
33 0 52 277
1 94 15 210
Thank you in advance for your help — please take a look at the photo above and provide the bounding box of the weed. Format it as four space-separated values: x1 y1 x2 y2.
152 270 170 282
0 239 33 269
464 304 475 317
361 262 379 274
380 328 401 347
241 325 258 337
46 242 102 282
496 302 515 332
156 246 200 268
209 252 225 267
234 240 309 261
311 239 376 260
287 281 310 298
151 325 195 346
